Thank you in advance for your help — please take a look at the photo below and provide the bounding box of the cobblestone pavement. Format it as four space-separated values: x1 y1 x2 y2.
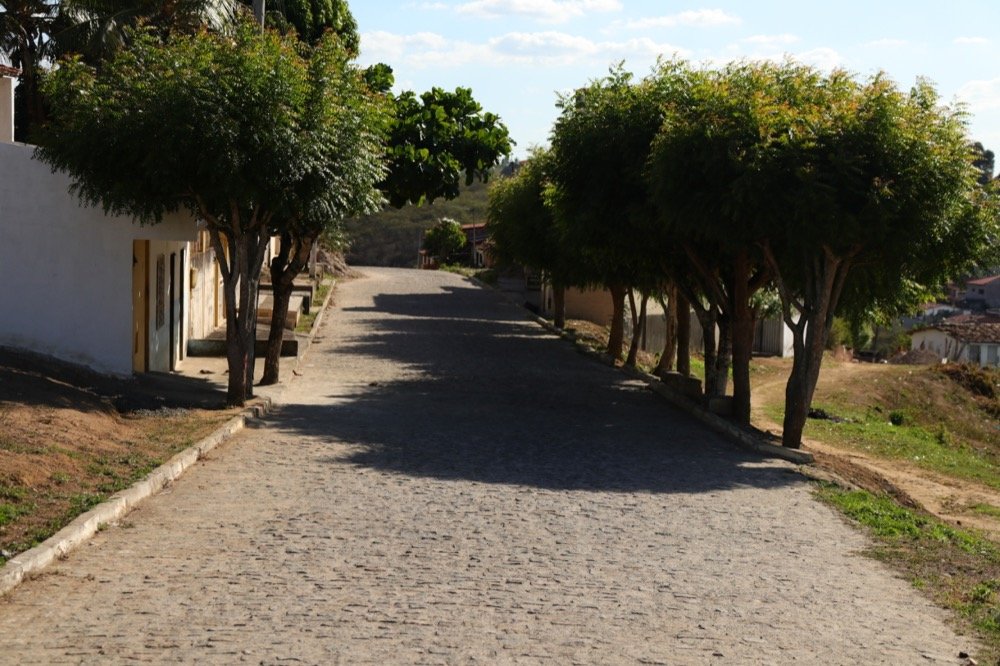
0 268 977 664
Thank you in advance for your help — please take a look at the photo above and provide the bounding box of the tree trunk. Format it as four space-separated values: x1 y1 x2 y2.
693 305 719 401
209 224 270 407
626 291 648 368
260 232 313 386
676 292 691 377
710 315 732 398
655 286 677 377
771 246 855 448
729 250 755 426
552 283 566 329
607 284 627 360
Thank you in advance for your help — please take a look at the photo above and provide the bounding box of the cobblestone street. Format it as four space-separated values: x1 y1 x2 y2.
0 268 976 664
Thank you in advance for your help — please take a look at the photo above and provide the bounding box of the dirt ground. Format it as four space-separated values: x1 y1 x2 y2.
0 348 237 560
750 357 1000 538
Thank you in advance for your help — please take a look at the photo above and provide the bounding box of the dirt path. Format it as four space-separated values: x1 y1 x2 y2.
751 361 1000 537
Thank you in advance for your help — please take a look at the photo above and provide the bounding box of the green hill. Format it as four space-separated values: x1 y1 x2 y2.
344 181 490 267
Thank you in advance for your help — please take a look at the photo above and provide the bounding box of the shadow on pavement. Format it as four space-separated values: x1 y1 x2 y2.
267 283 802 494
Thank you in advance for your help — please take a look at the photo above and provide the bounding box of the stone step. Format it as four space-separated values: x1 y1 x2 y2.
256 294 306 330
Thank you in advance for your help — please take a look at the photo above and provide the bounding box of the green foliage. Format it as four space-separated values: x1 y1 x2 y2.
422 217 466 262
260 0 357 48
486 148 578 283
344 180 488 267
38 18 387 404
384 86 512 207
549 65 675 291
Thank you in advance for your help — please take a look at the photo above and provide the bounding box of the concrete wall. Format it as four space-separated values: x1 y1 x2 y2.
0 142 196 375
911 329 965 362
0 76 13 144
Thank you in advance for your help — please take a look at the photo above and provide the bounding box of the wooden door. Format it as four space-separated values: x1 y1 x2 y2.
132 240 149 373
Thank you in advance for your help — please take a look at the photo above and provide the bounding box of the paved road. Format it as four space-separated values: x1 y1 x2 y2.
0 268 975 664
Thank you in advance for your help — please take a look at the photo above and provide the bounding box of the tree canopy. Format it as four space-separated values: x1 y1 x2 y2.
38 18 388 404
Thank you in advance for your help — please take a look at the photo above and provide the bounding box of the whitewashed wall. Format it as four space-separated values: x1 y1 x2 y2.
0 142 196 375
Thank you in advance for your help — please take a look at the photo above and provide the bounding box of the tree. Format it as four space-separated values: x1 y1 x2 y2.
422 217 466 263
486 148 579 328
760 72 998 448
649 62 817 424
258 0 356 48
38 20 382 406
548 67 669 361
383 86 512 208
0 0 56 140
258 31 388 386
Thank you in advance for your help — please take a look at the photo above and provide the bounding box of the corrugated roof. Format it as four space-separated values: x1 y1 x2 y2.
929 314 1000 344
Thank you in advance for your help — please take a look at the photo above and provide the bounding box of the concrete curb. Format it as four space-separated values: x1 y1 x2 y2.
521 307 814 466
0 398 272 598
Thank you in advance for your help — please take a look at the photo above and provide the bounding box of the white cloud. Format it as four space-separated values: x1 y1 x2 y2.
617 9 741 30
954 36 990 45
360 29 686 69
456 0 622 23
739 34 799 47
866 38 908 48
794 47 844 72
958 77 1000 112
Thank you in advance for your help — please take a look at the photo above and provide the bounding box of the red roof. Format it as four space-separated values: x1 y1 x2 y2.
0 65 20 78
967 275 1000 286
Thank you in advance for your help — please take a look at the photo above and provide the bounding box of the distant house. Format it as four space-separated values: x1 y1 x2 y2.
910 314 1000 366
460 223 488 267
961 275 1000 309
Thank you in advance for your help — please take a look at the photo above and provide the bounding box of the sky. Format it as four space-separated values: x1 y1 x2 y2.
352 1 1000 163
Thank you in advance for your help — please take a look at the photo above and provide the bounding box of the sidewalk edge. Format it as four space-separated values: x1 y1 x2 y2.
0 398 273 598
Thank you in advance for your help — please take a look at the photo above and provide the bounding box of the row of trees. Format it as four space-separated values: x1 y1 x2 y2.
16 0 511 406
488 61 999 448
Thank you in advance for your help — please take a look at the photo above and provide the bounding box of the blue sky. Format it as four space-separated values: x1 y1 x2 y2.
352 2 1000 164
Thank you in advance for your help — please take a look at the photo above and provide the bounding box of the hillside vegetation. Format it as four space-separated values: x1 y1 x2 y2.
345 181 490 267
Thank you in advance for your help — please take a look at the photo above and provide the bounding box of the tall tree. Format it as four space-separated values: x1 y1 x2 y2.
258 31 387 386
548 67 668 361
761 73 998 448
0 0 56 140
486 148 584 329
383 86 512 208
38 19 383 406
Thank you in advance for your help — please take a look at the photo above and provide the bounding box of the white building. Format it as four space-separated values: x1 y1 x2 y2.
0 68 224 375
910 316 1000 367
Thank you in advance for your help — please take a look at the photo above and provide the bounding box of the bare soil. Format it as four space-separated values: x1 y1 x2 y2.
0 348 237 560
750 357 1000 538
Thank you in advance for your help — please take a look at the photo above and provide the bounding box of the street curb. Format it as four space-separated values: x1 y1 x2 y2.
290 277 337 378
0 398 273 598
523 308 814 466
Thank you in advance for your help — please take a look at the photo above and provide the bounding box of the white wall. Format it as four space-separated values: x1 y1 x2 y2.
0 142 196 375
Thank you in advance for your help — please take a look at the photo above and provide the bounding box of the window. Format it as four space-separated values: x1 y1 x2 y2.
968 344 981 364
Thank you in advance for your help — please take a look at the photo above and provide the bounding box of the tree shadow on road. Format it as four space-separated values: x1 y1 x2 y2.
266 284 803 495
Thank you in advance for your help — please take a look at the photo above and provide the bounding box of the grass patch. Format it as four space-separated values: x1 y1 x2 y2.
772 400 1000 490
818 484 1000 659
295 278 333 334
439 265 499 286
971 504 1000 519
